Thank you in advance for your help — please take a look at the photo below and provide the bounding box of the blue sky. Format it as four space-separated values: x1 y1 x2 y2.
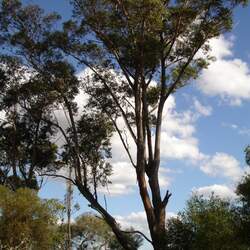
23 1 250 248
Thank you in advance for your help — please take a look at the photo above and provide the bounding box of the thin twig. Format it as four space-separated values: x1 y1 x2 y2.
39 173 76 185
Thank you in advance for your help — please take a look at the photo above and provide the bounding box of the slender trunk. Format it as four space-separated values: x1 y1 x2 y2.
12 105 18 179
66 165 72 250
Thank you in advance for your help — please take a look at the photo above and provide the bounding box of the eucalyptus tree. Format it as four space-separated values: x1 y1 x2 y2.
0 1 118 246
57 0 247 249
0 56 58 190
0 0 248 249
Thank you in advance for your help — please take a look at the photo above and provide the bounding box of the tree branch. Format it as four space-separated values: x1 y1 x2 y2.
162 190 172 207
39 173 76 185
109 115 136 168
121 230 153 245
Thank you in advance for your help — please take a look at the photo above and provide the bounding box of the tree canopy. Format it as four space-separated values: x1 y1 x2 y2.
0 185 65 249
166 194 250 250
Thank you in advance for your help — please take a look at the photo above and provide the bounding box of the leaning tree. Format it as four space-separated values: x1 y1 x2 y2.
0 0 248 249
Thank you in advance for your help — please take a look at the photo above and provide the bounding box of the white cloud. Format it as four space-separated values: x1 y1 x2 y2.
116 211 148 235
110 118 137 163
193 98 212 116
160 96 206 162
160 134 203 161
239 128 250 136
222 122 250 137
200 152 243 181
198 35 250 105
100 162 171 196
192 184 237 200
104 95 210 195
100 162 136 195
158 168 171 188
208 36 233 59
0 111 6 122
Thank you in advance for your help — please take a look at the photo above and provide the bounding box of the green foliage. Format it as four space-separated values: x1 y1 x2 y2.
76 111 114 188
166 217 194 250
0 112 58 190
0 185 65 249
0 58 59 189
109 229 143 250
166 195 247 250
0 0 61 64
0 0 114 194
146 86 161 107
71 213 112 249
237 174 250 206
69 0 248 94
235 174 250 245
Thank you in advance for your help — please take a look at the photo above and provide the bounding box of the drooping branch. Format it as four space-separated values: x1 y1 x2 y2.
39 173 76 185
109 115 136 168
121 230 153 245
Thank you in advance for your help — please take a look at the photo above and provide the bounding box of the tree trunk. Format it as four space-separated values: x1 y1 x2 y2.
76 181 137 250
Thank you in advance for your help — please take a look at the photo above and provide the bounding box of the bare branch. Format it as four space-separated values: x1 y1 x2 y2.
124 97 135 111
39 173 76 185
109 115 136 168
121 230 153 245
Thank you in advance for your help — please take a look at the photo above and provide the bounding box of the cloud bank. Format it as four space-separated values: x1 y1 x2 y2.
198 36 250 106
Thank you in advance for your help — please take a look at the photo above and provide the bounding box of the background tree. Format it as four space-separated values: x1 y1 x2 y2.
71 212 143 250
234 146 250 246
166 194 248 250
165 217 194 250
0 185 65 249
0 0 249 249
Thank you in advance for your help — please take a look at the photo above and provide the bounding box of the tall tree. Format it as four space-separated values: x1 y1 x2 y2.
0 0 248 249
